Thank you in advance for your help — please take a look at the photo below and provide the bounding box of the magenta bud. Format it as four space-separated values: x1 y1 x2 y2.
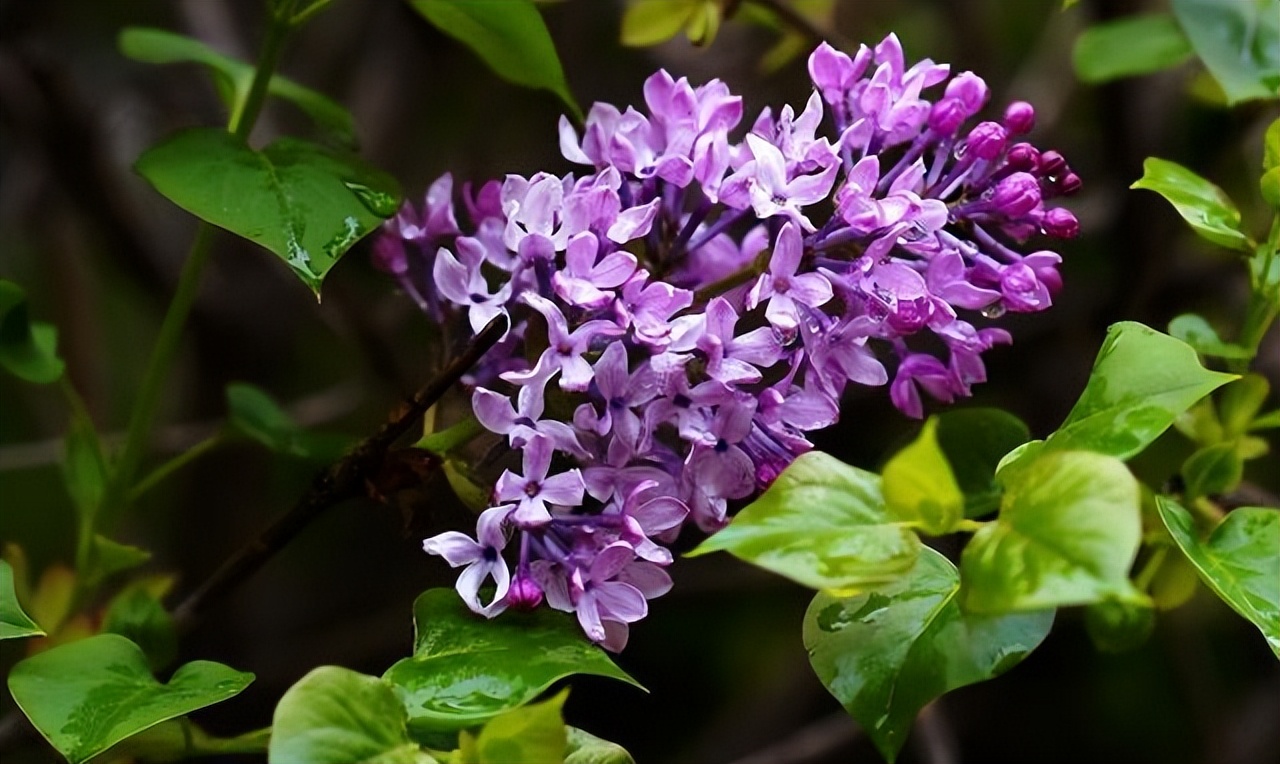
967 121 1007 160
991 172 1042 218
928 97 968 134
944 71 990 113
1041 207 1080 238
1002 101 1035 135
1005 142 1040 172
1038 150 1067 178
1057 172 1082 195
507 574 544 610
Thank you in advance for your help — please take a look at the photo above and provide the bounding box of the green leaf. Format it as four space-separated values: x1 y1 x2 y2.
1168 313 1252 359
0 559 44 640
1219 374 1271 436
882 418 964 535
7 634 254 764
119 27 357 147
270 666 434 764
934 408 1029 518
962 450 1143 612
804 549 1053 762
63 413 108 526
564 727 635 764
1157 499 1280 657
1251 408 1280 430
459 690 567 764
1266 117 1280 172
102 584 178 670
1172 0 1280 105
92 536 152 578
620 0 697 47
1181 442 1244 501
1041 322 1236 461
407 0 581 121
135 128 401 294
225 382 347 460
382 589 640 734
686 452 921 592
684 1 720 46
1084 598 1156 653
1262 167 1280 207
94 718 270 763
1132 158 1250 251
0 279 65 384
1072 14 1192 83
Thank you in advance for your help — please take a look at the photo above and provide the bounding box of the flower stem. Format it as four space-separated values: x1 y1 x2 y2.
128 434 225 503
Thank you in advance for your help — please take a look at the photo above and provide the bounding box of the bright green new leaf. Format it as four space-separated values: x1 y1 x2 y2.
0 279 64 384
119 27 357 147
83 535 153 592
1041 322 1236 460
934 408 1029 518
565 727 636 764
459 690 567 764
1172 0 1280 105
270 666 434 764
1167 314 1252 359
686 452 921 592
1072 14 1192 83
882 418 965 535
1084 598 1156 653
0 559 44 640
1132 158 1250 251
1156 498 1280 657
620 0 697 47
804 549 1053 762
407 0 582 120
1181 442 1244 501
383 589 640 734
136 128 401 294
7 634 254 764
1250 409 1280 430
962 450 1143 612
102 584 178 670
1266 117 1280 171
1262 167 1280 207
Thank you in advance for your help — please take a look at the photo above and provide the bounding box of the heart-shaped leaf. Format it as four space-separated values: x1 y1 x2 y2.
0 279 64 385
0 559 44 640
407 0 581 121
1072 14 1192 83
7 634 254 764
382 589 640 735
962 450 1143 612
1040 322 1236 461
804 548 1053 762
882 418 964 535
1172 0 1280 105
687 451 921 592
1132 158 1250 251
1156 498 1280 658
135 127 401 294
270 666 435 764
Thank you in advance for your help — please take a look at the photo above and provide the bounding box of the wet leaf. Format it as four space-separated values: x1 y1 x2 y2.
687 452 921 591
458 690 566 764
1156 498 1280 657
7 634 253 764
1132 158 1250 250
383 589 640 735
1073 14 1191 83
136 128 400 294
804 549 1053 762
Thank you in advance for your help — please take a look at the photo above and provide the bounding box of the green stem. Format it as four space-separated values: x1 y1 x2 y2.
60 378 100 576
228 16 291 141
128 434 225 503
417 415 485 455
1134 546 1168 592
953 519 990 533
1232 213 1280 371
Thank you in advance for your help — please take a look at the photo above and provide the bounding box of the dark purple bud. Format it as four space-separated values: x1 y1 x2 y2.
1002 101 1035 135
1038 150 1067 178
507 573 544 610
1057 172 1082 195
929 97 968 134
1005 142 1040 172
966 121 1007 160
1041 207 1080 238
991 172 1042 218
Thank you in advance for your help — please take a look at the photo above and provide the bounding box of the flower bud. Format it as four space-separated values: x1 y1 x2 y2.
966 121 1007 160
1041 207 1080 238
928 97 968 134
1038 150 1067 178
944 71 990 113
991 172 1041 218
507 573 544 610
1002 101 1036 135
1057 172 1082 195
1005 142 1040 172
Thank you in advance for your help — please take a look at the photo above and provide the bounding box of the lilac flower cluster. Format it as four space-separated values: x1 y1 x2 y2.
374 36 1080 650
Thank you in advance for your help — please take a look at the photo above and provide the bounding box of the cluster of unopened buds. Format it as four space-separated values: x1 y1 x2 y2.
373 36 1080 650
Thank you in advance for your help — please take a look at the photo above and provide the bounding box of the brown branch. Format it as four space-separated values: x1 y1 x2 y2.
170 315 506 631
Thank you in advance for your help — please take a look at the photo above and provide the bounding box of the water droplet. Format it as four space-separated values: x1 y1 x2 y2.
343 181 399 217
953 141 969 160
323 216 365 260
981 302 1006 319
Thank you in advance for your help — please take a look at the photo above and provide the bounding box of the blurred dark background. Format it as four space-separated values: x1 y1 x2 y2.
1 0 1277 762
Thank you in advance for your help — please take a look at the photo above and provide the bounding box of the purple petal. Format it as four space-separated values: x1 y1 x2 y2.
540 469 586 507
594 581 648 623
422 532 482 566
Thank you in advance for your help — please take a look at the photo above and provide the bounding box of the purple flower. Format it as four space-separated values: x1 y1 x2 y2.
719 134 839 231
748 221 833 332
552 232 638 309
432 238 511 334
422 505 511 616
495 435 585 527
506 294 623 391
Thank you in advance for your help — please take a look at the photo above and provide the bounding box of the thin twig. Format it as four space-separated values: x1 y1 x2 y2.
170 316 506 631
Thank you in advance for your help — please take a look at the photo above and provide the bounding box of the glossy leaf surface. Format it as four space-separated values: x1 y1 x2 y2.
1172 0 1280 105
407 0 581 120
136 128 400 293
458 690 566 764
0 279 64 384
270 666 433 764
7 634 253 764
687 452 920 591
1132 158 1250 250
1156 499 1280 657
0 559 44 640
1073 14 1191 82
963 450 1143 612
805 549 1053 762
383 589 640 734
